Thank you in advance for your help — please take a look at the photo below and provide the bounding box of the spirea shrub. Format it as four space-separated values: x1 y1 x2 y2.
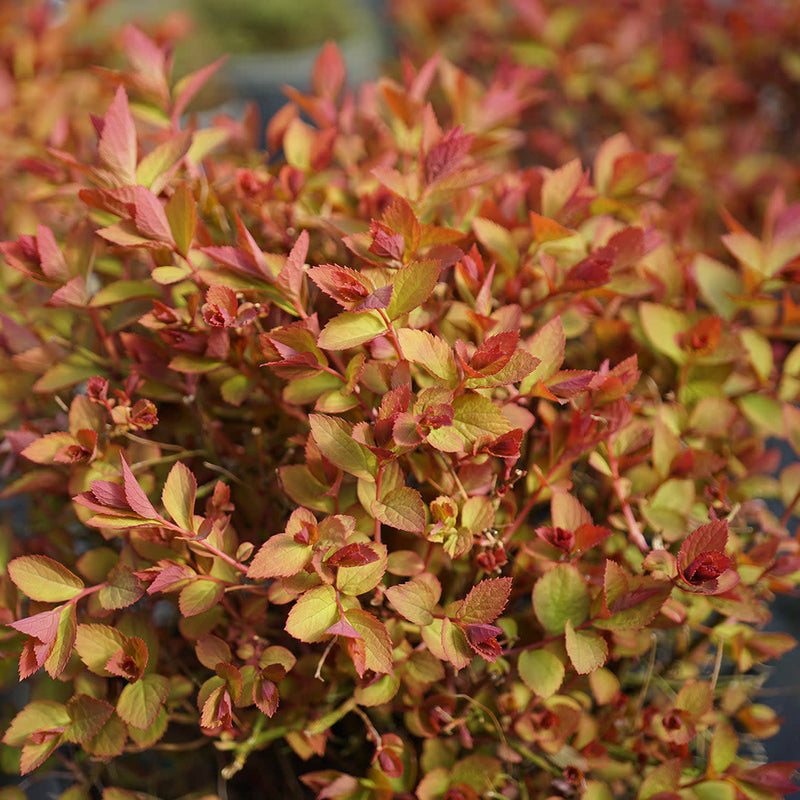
1 3 799 799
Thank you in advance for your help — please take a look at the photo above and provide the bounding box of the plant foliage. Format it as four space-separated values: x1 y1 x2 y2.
0 2 799 799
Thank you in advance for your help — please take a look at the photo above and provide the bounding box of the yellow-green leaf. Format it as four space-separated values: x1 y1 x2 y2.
371 486 425 532
532 564 590 635
452 393 512 446
97 564 143 611
345 608 393 674
440 616 473 669
285 584 338 643
396 328 458 385
309 414 378 482
165 182 197 257
564 619 607 674
317 310 386 350
116 674 169 730
64 695 114 744
385 573 441 626
74 624 126 676
336 542 388 596
162 461 197 532
387 259 439 319
8 555 84 603
3 700 70 747
179 578 224 617
247 533 312 579
518 649 565 698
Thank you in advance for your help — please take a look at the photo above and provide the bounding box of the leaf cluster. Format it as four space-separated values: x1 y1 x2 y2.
0 3 799 800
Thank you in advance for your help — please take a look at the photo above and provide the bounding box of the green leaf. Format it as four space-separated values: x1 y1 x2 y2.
179 578 224 617
136 132 191 194
285 584 339 642
278 464 336 513
452 393 512 446
8 555 84 602
519 316 565 394
693 782 736 800
387 260 439 319
309 414 378 481
472 217 518 272
518 649 565 698
596 561 671 631
639 302 689 364
247 533 312 579
162 461 197 531
116 674 169 730
709 720 738 776
45 603 77 678
722 231 766 275
88 280 162 308
74 624 126 676
457 577 512 624
371 486 425 532
532 564 590 635
127 707 168 750
396 328 458 385
64 695 114 744
639 759 681 799
84 712 127 759
694 254 743 320
20 432 78 464
739 394 785 437
20 735 62 775
317 310 386 350
3 700 70 747
336 542 388 596
741 329 773 382
345 608 394 675
152 264 192 284
33 354 99 393
440 616 473 669
385 573 441 626
564 619 608 674
98 564 143 610
353 673 399 707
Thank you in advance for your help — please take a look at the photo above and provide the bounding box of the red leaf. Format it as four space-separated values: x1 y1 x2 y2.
145 562 194 595
308 264 375 310
678 520 729 571
36 225 68 281
536 526 576 554
457 577 513 624
311 41 346 101
425 126 473 184
172 56 227 122
469 331 518 375
88 480 128 509
368 220 404 261
203 285 238 328
254 677 279 718
325 617 363 639
278 229 309 299
326 542 380 567
563 253 612 290
98 87 137 185
9 607 63 643
133 186 174 245
19 637 50 679
740 762 800 794
464 623 503 662
119 455 163 521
